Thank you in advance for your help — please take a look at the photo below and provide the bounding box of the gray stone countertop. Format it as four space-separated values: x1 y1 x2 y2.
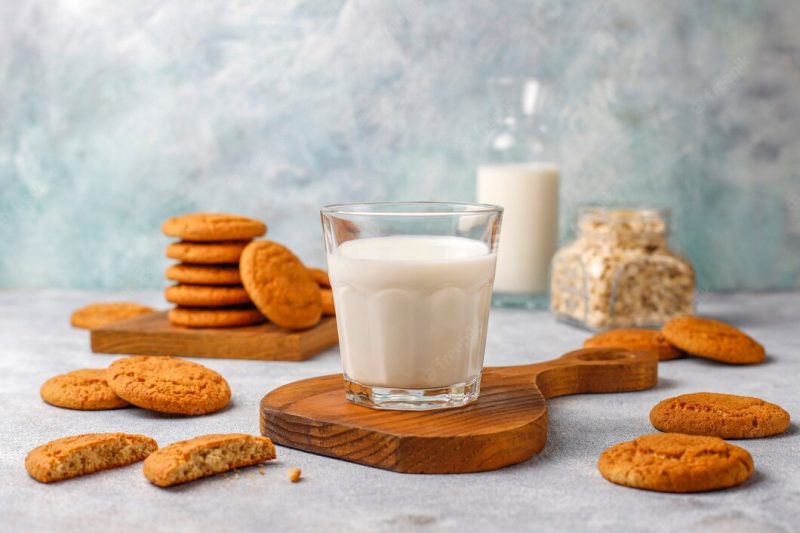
1 290 799 533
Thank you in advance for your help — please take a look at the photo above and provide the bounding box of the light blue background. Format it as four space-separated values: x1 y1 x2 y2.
1 0 798 290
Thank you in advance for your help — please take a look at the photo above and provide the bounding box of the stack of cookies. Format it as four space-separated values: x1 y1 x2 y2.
162 212 335 329
163 213 268 328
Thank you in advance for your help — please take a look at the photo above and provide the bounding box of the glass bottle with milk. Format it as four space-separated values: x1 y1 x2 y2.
477 77 560 309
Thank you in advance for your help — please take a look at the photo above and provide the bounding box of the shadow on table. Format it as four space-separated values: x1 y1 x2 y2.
124 400 236 419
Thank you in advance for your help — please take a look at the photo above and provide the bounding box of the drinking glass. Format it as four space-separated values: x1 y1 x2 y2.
320 202 502 410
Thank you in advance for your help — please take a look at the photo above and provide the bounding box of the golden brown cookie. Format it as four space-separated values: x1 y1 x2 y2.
143 434 276 487
107 356 231 415
321 289 335 316
164 284 251 307
162 213 266 242
662 316 765 364
166 264 242 286
584 328 682 361
240 241 322 330
166 241 249 264
168 305 266 328
650 392 790 439
26 433 157 483
307 267 331 288
598 433 754 493
70 302 155 329
40 369 130 410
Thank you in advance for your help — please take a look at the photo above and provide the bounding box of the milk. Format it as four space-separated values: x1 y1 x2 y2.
477 163 560 294
327 236 496 389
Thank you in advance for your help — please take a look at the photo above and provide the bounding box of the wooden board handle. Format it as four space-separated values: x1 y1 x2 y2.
491 347 659 399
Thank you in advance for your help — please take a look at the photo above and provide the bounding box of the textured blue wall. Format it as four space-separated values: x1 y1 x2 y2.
1 0 798 290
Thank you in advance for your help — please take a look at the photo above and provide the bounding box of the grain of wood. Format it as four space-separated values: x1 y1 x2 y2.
90 311 338 361
260 348 658 474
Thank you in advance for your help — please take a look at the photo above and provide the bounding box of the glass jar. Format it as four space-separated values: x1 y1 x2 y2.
477 77 560 310
550 207 695 330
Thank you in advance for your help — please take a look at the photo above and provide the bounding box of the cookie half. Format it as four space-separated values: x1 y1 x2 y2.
26 433 157 483
164 284 251 307
143 434 276 487
40 369 130 410
166 264 241 286
107 356 231 415
650 392 790 439
168 305 266 328
166 241 249 264
598 433 754 493
584 328 682 361
70 302 155 329
162 213 266 242
240 241 322 330
661 316 765 364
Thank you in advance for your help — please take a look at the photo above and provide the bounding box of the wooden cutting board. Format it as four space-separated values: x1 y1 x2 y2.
91 311 338 361
260 348 658 473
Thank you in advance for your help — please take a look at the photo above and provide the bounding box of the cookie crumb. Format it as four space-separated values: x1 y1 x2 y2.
258 468 266 476
287 467 302 482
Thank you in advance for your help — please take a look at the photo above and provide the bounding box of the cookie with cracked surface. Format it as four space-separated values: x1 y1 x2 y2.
240 240 322 330
164 284 251 307
162 212 266 242
650 392 790 439
26 433 157 483
40 369 130 410
168 305 266 328
107 356 231 415
70 302 155 329
598 433 754 493
166 241 249 264
661 316 765 364
306 267 331 288
321 289 335 316
166 264 242 286
143 433 276 487
584 328 682 361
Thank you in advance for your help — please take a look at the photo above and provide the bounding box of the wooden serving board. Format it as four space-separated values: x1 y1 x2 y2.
260 348 658 473
91 311 338 361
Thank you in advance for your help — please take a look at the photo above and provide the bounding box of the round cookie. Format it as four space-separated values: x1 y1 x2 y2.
70 302 155 329
598 433 754 493
662 316 765 364
584 328 682 361
168 306 266 328
166 241 249 264
162 213 266 242
650 392 790 439
307 267 331 288
40 369 130 410
166 264 241 286
240 241 322 330
107 356 231 415
164 284 251 307
321 289 335 316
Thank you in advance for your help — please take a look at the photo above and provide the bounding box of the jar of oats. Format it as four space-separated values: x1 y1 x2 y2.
550 207 695 330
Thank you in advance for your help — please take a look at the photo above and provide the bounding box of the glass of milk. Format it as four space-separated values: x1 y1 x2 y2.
477 77 560 309
320 202 503 410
